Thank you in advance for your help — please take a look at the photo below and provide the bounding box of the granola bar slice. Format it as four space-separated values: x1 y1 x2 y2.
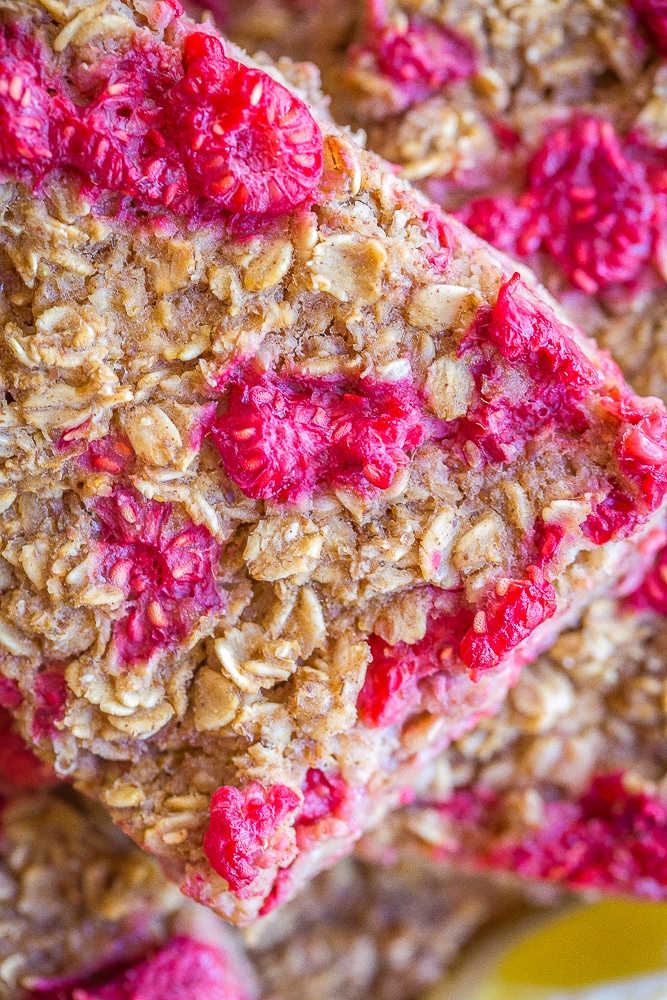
2 0 667 924
223 0 667 406
362 546 667 901
0 778 523 1000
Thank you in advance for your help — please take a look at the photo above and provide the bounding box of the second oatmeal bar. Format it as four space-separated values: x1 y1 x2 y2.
1 0 667 923
362 543 667 901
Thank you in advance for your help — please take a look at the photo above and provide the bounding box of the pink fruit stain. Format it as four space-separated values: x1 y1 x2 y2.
80 434 136 476
630 0 667 55
0 706 59 789
31 670 67 741
428 773 667 898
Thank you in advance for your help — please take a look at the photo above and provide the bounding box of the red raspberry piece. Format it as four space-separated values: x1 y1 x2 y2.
297 768 352 826
583 395 667 543
422 206 453 270
59 42 186 208
352 0 478 113
26 936 252 1000
484 273 602 393
629 541 667 613
0 676 22 710
211 370 426 501
168 32 323 214
458 566 557 676
582 488 637 545
357 606 472 729
456 196 531 256
630 0 667 56
95 486 221 665
257 865 294 918
80 434 136 475
31 669 67 741
0 25 324 221
495 774 667 896
454 276 598 464
203 781 300 892
0 706 59 789
0 28 59 179
615 399 667 511
526 116 655 292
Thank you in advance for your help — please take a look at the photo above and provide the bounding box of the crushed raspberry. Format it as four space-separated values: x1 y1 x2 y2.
429 774 667 898
203 781 300 892
525 116 655 292
294 770 356 850
533 521 566 569
27 936 251 1000
0 24 323 220
359 568 556 728
357 602 473 728
57 419 93 450
459 566 557 676
583 397 667 543
481 273 601 393
170 32 323 214
630 0 667 56
629 541 667 612
0 706 59 789
459 118 662 294
211 370 426 501
495 774 667 896
492 120 521 151
94 485 221 664
614 398 667 511
31 670 67 741
0 29 59 181
80 434 136 476
351 0 477 112
582 488 637 545
422 205 453 270
0 676 22 711
257 770 355 915
257 865 294 918
298 768 351 826
456 196 530 256
453 275 599 465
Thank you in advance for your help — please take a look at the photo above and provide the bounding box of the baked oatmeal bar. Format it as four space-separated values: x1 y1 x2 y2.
0 713 519 1000
2 0 667 924
362 544 667 900
223 0 667 406
0 779 522 998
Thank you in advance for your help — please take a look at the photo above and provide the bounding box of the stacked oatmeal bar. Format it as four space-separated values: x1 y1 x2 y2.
362 549 667 900
0 772 523 998
3 0 667 928
224 0 667 404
